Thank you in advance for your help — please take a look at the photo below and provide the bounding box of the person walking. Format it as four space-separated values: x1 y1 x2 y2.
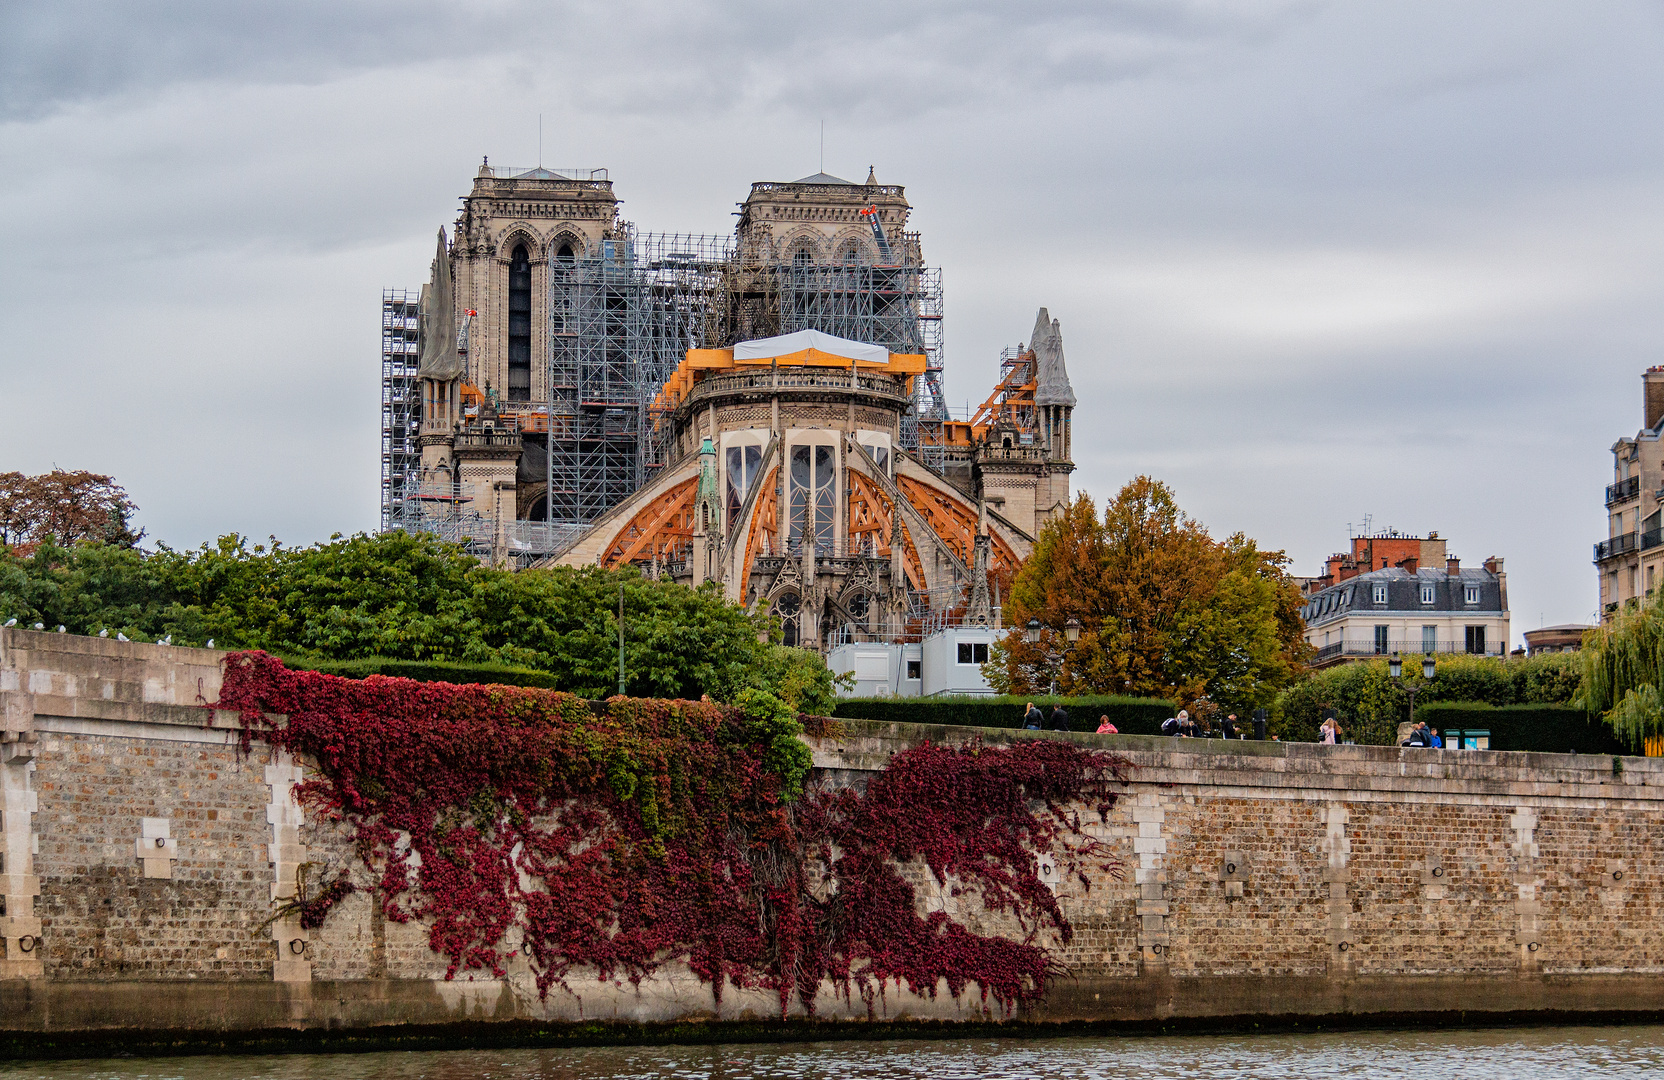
1320 716 1341 744
1252 710 1267 741
1222 713 1239 740
1023 702 1044 730
1048 703 1071 732
1096 715 1118 734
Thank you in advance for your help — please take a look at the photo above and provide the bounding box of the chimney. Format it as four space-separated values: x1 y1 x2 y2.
1646 367 1664 430
1397 555 1419 573
1483 556 1502 574
1447 557 1460 576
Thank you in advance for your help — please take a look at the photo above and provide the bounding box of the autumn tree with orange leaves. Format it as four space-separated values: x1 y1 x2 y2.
989 477 1309 713
0 470 143 555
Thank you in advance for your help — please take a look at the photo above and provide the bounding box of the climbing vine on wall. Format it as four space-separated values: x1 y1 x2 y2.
216 651 1127 1015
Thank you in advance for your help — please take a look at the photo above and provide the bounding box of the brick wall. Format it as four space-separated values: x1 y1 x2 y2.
5 628 1664 1035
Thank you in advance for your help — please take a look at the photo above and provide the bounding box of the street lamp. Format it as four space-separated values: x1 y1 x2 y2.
1065 616 1083 644
1388 652 1436 732
1026 618 1043 644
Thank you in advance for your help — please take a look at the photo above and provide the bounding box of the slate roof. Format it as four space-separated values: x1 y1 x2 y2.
1301 565 1504 628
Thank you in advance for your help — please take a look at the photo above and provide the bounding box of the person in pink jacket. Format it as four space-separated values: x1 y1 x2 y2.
1096 715 1117 734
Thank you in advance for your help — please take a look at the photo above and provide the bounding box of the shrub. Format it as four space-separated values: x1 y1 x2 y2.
1414 703 1627 756
833 694 1178 734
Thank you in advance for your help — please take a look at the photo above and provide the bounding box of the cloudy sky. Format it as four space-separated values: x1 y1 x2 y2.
4 0 1664 640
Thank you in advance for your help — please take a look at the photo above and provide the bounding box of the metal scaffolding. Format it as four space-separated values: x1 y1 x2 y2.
540 233 947 531
379 289 421 531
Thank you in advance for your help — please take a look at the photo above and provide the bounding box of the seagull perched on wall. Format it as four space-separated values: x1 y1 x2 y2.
159 634 172 646
206 639 214 648
116 632 128 641
3 618 15 627
98 628 109 638
55 625 65 633
33 623 44 630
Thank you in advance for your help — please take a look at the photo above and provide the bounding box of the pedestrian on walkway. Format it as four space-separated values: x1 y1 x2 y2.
1222 713 1239 740
1177 709 1197 738
1096 715 1118 734
1320 716 1341 744
1023 702 1044 729
1048 703 1071 732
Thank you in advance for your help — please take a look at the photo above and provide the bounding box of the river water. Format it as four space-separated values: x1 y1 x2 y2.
3 1026 1662 1080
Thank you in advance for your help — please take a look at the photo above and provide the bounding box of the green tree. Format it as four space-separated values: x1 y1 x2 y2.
0 531 836 707
989 477 1308 712
1578 597 1664 750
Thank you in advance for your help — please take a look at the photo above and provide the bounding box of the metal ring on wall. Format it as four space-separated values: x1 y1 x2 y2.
1149 943 1163 955
1337 941 1350 953
1225 863 1236 875
154 837 167 849
17 935 35 953
1432 867 1444 878
1613 870 1625 882
289 938 307 955
1528 941 1541 952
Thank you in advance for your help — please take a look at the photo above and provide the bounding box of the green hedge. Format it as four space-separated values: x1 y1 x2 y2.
832 694 1178 734
278 655 560 689
1414 702 1629 755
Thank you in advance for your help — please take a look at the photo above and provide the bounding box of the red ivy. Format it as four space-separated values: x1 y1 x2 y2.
216 651 1127 1016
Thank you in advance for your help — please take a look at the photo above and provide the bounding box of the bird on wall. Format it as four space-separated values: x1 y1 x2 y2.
33 623 43 630
116 632 128 642
99 628 109 638
3 618 15 627
159 634 172 646
55 626 65 633
206 639 214 648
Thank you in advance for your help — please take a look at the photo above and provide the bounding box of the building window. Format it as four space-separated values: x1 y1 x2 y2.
788 443 836 553
1465 625 1486 654
507 243 532 401
905 659 921 681
1372 583 1387 605
1463 584 1479 605
1420 583 1434 604
725 444 763 529
957 642 989 665
1374 625 1389 654
1422 625 1437 652
772 593 801 648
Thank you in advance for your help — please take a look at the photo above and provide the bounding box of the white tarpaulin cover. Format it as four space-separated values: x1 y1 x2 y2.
732 329 888 365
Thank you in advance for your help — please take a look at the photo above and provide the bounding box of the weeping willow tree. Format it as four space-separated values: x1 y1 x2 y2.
1578 598 1664 750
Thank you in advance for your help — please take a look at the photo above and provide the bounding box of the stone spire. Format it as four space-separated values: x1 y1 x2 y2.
416 228 465 381
1031 307 1076 408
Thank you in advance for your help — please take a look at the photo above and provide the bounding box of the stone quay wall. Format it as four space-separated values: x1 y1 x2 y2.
1 626 1663 1044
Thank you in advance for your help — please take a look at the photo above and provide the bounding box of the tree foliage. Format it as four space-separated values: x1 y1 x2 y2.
1577 597 1664 750
0 531 835 707
990 478 1310 713
0 470 142 553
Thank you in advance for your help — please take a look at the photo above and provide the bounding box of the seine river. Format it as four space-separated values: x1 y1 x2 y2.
3 1026 1662 1080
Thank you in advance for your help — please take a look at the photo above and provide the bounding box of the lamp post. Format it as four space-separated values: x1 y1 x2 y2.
1026 617 1083 695
1388 651 1436 732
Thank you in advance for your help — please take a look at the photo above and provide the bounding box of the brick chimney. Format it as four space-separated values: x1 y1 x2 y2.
1396 555 1419 573
1446 556 1460 576
1646 366 1664 430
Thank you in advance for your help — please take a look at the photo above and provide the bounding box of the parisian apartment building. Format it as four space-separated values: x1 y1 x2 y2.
1297 531 1510 668
1596 367 1664 620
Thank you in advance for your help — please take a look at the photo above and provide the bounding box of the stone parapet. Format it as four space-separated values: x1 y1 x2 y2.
2 631 1663 1043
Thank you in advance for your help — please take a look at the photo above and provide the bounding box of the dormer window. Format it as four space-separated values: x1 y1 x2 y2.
1464 585 1480 605
1420 584 1434 604
1372 583 1387 605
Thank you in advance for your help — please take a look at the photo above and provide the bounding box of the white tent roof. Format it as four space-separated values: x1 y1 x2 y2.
732 329 888 365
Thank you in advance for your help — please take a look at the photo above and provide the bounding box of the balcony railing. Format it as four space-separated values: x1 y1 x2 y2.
1595 529 1664 561
1313 639 1506 661
1607 475 1641 505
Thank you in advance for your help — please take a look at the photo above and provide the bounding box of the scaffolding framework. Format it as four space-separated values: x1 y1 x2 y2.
382 222 947 554
379 289 421 531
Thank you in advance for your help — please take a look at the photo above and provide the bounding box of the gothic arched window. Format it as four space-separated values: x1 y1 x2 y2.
507 243 532 402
